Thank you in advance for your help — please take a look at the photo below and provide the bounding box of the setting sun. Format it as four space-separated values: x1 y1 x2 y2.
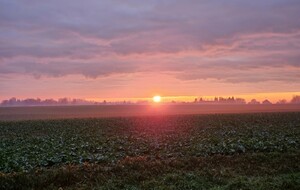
153 96 161 103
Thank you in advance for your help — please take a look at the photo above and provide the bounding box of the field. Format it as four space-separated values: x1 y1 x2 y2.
0 112 300 189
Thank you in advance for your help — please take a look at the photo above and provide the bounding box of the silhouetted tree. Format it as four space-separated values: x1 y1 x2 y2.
262 99 272 105
248 99 260 104
276 99 287 104
58 98 69 104
235 98 246 104
290 96 300 104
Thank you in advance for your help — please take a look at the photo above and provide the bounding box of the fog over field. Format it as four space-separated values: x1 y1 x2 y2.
0 104 300 121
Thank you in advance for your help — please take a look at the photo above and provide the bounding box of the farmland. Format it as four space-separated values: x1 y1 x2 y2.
0 112 300 189
1 104 300 121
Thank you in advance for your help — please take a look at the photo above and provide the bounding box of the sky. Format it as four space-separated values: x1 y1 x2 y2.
0 0 300 102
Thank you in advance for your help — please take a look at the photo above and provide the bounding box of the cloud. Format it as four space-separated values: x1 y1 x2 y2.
0 58 137 79
0 0 300 83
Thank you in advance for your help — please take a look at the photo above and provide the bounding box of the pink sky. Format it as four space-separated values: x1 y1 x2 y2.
0 0 300 102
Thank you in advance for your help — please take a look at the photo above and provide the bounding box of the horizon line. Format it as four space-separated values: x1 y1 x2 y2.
1 91 300 103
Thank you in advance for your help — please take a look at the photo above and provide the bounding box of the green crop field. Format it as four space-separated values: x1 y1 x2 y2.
1 112 300 189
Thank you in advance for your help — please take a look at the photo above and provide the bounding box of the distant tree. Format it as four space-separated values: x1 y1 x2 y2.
290 95 300 104
44 99 57 105
276 99 287 104
262 99 272 105
219 97 225 102
1 100 9 106
9 97 18 105
229 97 235 102
0 97 100 106
2 97 19 106
235 98 246 104
248 99 260 104
23 98 39 105
58 98 69 104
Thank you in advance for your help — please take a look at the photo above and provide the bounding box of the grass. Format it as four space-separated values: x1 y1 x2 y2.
0 112 299 189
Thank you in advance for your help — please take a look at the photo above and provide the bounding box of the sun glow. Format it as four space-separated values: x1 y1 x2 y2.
153 95 161 103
